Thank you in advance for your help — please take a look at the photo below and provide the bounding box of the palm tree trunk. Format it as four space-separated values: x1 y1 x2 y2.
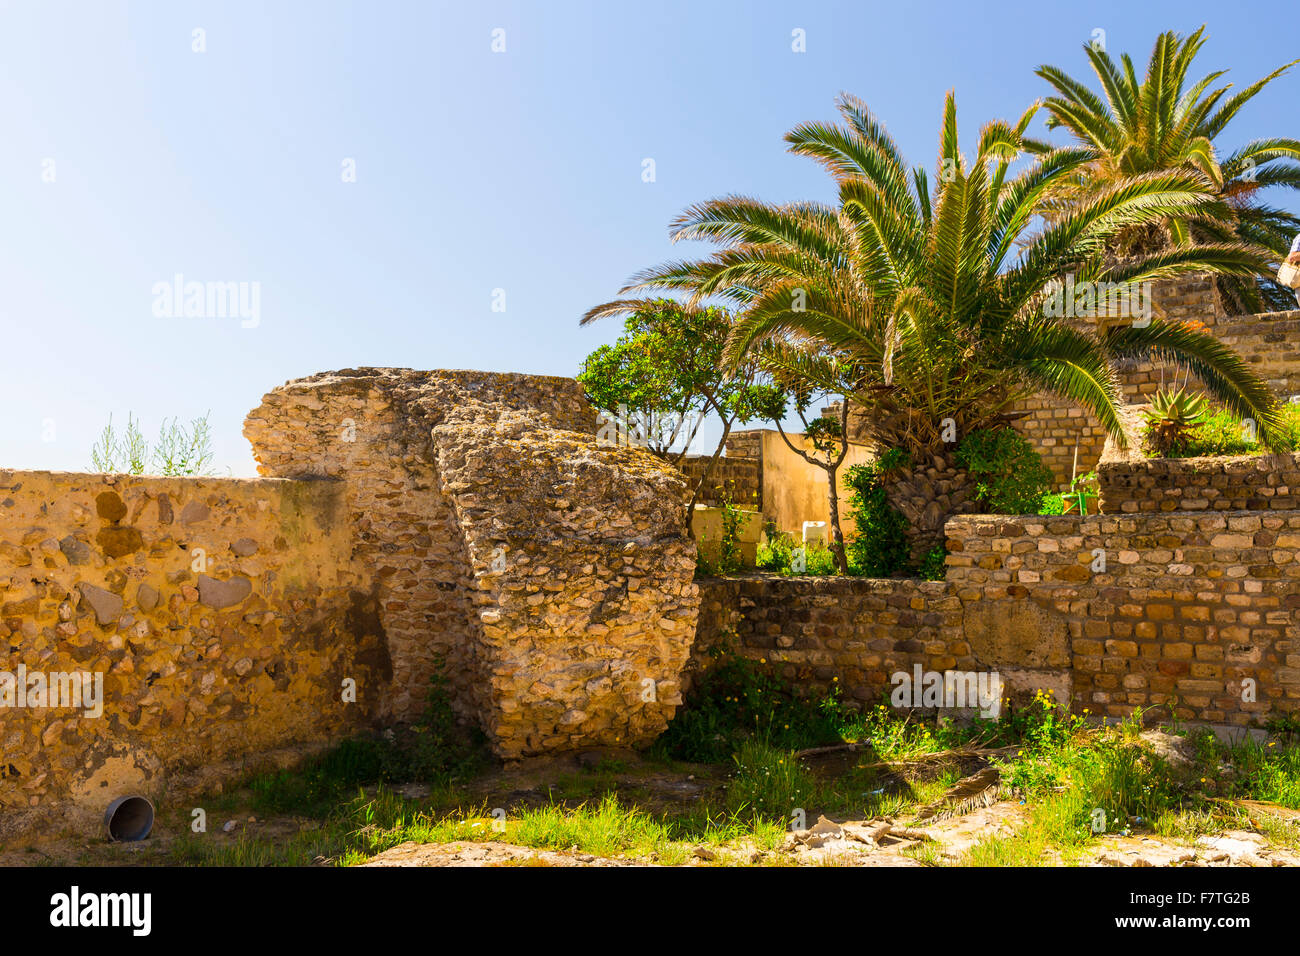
882 448 980 567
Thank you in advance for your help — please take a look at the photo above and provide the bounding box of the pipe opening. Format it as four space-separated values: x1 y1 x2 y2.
104 796 154 842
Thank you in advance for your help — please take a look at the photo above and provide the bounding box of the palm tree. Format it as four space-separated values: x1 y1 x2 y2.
584 92 1284 560
1033 26 1300 313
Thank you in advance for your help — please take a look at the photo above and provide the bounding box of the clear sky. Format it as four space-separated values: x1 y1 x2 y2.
1 0 1296 475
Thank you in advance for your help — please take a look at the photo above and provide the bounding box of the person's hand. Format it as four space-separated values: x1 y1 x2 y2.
1289 251 1300 265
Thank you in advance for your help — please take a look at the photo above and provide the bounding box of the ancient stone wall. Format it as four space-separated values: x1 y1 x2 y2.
1214 309 1300 398
1099 452 1300 514
0 470 387 838
0 367 705 838
244 368 700 759
695 506 1300 729
677 454 761 509
1008 280 1300 490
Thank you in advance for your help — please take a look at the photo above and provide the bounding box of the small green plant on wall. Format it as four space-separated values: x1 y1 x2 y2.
90 412 216 476
1142 391 1300 458
1141 388 1210 456
695 481 755 577
1062 470 1099 515
715 484 745 575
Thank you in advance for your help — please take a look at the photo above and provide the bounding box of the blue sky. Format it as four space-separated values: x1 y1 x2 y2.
1 0 1296 475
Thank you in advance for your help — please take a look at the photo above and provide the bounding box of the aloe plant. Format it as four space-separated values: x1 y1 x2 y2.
1142 388 1211 455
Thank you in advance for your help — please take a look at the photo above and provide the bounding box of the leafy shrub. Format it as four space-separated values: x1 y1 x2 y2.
755 528 796 572
918 545 946 580
954 428 1053 514
1038 493 1065 515
653 640 843 762
406 664 483 781
844 448 910 577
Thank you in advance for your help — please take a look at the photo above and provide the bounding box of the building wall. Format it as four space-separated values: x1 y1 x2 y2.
1008 277 1300 490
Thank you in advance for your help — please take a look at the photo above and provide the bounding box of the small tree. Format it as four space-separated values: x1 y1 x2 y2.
578 299 768 528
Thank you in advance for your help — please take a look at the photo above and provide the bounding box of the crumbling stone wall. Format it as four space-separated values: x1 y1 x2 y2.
245 368 700 758
0 470 387 838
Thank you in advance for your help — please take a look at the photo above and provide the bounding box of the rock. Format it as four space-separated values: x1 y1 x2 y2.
794 815 844 848
222 819 238 833
197 575 252 609
77 583 124 625
136 584 160 612
96 526 143 558
1140 730 1197 770
230 538 259 557
180 501 211 526
95 491 127 522
0 542 32 567
59 536 92 566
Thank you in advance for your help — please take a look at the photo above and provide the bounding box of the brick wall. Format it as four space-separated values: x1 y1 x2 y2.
1007 279 1300 489
693 508 1300 729
677 454 762 509
1215 310 1300 398
1099 453 1300 513
945 511 1299 726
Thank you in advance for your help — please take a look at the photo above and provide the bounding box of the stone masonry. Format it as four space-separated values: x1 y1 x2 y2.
244 368 700 758
694 507 1300 729
0 469 388 838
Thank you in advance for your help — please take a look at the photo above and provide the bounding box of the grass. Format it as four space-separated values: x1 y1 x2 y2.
135 667 1300 868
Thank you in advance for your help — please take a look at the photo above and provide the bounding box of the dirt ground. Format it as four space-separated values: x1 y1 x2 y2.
9 748 1300 867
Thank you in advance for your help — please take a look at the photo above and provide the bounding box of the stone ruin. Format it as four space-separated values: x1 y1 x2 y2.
242 368 701 757
0 367 699 837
